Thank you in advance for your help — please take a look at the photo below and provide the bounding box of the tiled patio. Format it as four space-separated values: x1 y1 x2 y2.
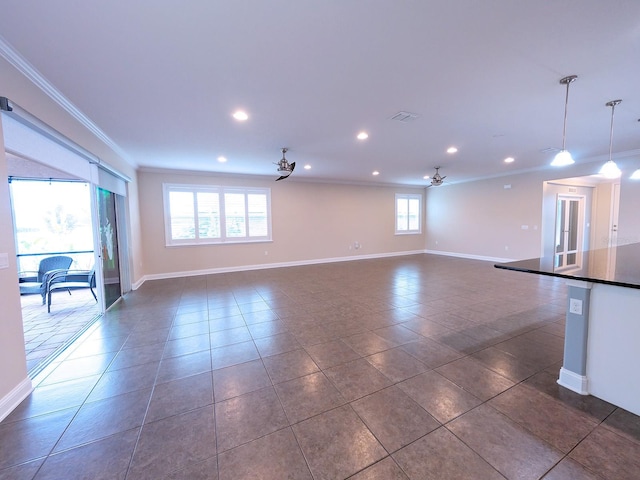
2 254 640 479
21 288 101 374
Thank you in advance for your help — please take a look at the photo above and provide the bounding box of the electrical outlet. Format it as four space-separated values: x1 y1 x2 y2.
569 298 583 315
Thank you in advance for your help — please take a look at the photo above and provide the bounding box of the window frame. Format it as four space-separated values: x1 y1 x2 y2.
395 193 423 235
163 183 272 246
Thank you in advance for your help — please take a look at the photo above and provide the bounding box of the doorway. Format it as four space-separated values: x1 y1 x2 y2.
2 106 130 377
542 176 621 277
10 176 102 374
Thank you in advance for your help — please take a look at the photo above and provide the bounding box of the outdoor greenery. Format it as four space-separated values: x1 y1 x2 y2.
11 180 94 272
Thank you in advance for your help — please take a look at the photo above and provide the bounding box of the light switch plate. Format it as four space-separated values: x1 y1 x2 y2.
0 252 8 269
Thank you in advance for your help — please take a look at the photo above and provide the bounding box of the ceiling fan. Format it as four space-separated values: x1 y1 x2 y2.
275 147 295 181
426 166 446 187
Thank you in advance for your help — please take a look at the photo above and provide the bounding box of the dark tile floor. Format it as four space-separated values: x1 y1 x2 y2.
2 254 639 479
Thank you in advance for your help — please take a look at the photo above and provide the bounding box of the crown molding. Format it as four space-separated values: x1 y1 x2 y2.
0 34 134 167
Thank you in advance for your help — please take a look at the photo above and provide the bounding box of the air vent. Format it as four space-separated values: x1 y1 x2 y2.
540 147 560 154
568 187 578 193
390 111 419 122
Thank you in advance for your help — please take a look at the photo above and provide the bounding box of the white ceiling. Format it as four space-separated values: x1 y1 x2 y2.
1 1 639 185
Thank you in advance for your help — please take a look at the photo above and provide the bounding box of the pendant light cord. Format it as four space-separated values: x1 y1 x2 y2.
608 103 616 162
561 81 570 150
558 75 577 151
606 100 622 163
600 99 622 178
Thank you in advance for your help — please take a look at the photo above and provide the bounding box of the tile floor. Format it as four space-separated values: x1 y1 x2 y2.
21 288 101 374
2 254 639 479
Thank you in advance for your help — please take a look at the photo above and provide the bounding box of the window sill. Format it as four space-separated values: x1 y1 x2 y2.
166 239 273 247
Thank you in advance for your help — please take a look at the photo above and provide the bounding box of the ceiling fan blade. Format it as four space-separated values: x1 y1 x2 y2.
275 162 296 181
441 175 447 180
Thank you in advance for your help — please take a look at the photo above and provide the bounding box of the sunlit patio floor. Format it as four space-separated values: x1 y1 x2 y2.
21 289 101 375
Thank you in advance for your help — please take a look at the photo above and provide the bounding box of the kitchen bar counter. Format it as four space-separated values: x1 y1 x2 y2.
494 243 640 289
495 243 640 415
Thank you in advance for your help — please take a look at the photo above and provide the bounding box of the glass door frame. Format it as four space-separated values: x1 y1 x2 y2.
554 194 586 272
90 184 129 312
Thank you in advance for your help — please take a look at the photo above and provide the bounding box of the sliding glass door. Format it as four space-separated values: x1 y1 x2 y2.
96 187 121 309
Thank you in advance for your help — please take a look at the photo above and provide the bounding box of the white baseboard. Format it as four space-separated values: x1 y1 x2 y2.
133 250 427 288
131 277 145 290
0 376 33 422
130 249 516 290
557 367 589 395
424 249 514 263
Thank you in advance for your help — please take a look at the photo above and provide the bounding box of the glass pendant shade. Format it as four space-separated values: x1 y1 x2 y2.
630 169 640 180
599 160 621 179
551 149 574 167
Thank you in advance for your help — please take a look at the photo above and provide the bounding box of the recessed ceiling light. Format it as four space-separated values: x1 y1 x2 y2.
423 175 430 180
232 110 249 121
447 146 458 154
372 170 380 176
217 156 227 163
357 131 369 140
504 157 515 163
304 164 311 170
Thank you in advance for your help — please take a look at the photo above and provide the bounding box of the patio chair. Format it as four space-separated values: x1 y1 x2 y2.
46 268 97 313
18 255 73 304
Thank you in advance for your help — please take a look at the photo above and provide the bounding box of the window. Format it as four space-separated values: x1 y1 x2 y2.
163 184 271 245
395 193 422 234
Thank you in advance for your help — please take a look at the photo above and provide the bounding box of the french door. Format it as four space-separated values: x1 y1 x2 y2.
554 195 585 271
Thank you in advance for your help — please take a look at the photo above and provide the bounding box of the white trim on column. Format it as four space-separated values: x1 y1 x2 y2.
557 367 589 395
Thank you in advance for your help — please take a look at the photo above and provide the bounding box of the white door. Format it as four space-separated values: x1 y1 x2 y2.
607 183 621 277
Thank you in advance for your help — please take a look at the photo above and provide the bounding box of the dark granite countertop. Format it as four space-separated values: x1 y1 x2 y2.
494 243 640 290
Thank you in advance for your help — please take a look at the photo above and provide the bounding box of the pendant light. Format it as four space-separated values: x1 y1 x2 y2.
551 75 578 167
631 169 640 180
599 100 622 179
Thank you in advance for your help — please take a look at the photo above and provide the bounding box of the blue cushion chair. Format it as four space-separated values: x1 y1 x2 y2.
18 255 73 304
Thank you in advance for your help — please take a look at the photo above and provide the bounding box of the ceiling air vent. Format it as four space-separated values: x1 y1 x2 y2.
540 147 560 154
390 111 419 122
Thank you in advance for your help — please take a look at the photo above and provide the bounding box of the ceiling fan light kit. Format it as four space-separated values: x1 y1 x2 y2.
427 166 446 187
550 75 577 167
274 147 296 181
